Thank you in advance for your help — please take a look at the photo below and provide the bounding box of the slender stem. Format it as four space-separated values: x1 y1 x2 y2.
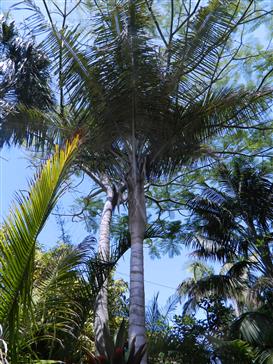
128 170 147 363
94 175 114 354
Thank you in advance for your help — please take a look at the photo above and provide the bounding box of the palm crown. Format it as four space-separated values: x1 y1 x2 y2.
179 159 273 316
22 0 270 179
185 159 273 275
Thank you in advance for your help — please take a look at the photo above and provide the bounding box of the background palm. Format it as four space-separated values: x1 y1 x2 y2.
179 159 273 315
0 18 53 146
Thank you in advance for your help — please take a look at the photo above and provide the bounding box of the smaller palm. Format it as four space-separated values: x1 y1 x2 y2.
180 159 273 312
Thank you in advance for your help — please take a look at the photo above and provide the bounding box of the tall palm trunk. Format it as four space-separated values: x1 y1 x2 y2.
94 176 114 354
127 169 147 363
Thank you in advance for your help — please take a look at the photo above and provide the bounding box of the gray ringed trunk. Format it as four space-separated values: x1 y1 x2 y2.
128 172 147 364
94 178 114 355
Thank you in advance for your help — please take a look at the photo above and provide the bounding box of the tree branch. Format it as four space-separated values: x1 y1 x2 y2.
144 0 168 47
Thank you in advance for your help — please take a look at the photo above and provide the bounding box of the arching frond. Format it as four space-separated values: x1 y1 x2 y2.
179 270 248 314
0 136 79 360
146 293 178 332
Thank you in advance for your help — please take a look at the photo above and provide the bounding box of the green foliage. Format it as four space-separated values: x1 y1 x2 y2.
108 277 129 333
74 195 105 234
145 294 233 363
145 220 183 259
0 137 79 362
213 306 273 363
0 17 53 146
179 158 273 314
213 338 254 364
87 321 146 364
178 157 273 363
16 0 272 179
0 236 131 363
0 325 9 364
148 313 211 364
30 242 94 363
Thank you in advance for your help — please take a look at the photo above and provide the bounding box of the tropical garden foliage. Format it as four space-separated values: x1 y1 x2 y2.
1 0 273 363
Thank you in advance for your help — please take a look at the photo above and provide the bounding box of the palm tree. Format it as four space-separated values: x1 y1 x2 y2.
179 260 251 317
212 290 273 363
186 158 273 276
12 0 273 359
179 158 273 314
0 218 131 363
0 136 79 363
0 18 53 146
146 293 179 362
